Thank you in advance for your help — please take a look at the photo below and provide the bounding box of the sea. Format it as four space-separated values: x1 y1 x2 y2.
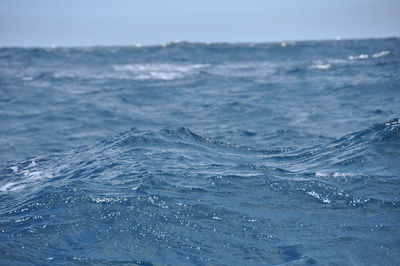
0 38 399 265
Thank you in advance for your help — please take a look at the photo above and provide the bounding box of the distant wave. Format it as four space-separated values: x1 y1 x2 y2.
372 50 390 58
11 53 393 84
113 63 209 80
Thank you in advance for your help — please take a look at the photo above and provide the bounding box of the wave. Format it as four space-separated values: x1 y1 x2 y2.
308 63 331 70
43 63 209 81
268 118 400 174
112 63 209 80
1 119 398 199
348 54 369 60
4 44 395 86
1 119 399 264
372 50 390 58
1 38 400 264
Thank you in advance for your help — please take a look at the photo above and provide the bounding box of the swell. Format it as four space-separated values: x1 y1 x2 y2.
0 119 399 207
1 119 399 264
266 118 400 174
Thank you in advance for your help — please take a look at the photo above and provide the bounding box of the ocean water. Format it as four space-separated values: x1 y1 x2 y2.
0 38 399 265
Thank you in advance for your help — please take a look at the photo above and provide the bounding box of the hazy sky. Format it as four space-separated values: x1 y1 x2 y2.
0 0 399 46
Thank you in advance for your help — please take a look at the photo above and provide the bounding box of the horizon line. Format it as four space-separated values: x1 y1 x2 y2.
1 36 399 49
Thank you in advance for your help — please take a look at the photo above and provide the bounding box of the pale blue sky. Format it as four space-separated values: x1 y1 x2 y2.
0 0 399 46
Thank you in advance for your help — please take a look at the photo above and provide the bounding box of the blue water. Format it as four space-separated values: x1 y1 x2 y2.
0 39 399 265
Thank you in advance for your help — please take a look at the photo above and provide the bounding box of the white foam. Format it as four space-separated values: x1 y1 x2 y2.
15 217 30 223
327 58 348 64
1 159 55 194
280 41 295 47
307 191 331 204
309 63 331 70
113 63 209 80
0 181 27 192
385 118 400 126
51 63 210 81
28 160 37 167
315 172 355 178
91 197 127 204
372 50 390 58
22 170 43 180
332 172 355 178
0 182 17 192
136 72 177 80
348 54 369 60
315 172 329 177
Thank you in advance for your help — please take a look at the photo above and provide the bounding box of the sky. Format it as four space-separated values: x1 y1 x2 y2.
0 0 399 47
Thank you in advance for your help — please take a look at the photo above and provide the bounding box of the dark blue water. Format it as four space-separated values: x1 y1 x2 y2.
1 39 399 265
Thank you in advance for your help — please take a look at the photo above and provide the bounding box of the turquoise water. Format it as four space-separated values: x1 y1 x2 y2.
1 38 399 265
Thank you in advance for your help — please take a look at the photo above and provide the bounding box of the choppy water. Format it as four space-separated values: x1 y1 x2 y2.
0 38 399 265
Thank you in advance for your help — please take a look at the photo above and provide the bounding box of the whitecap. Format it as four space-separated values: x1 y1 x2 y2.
0 181 27 192
112 63 209 80
90 197 126 203
385 118 400 126
315 172 329 177
15 217 30 223
348 54 369 60
28 159 37 167
0 182 18 192
22 170 42 180
280 41 295 47
10 166 18 173
372 50 390 58
315 172 356 178
327 58 348 64
307 191 331 204
332 172 356 178
309 63 331 70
